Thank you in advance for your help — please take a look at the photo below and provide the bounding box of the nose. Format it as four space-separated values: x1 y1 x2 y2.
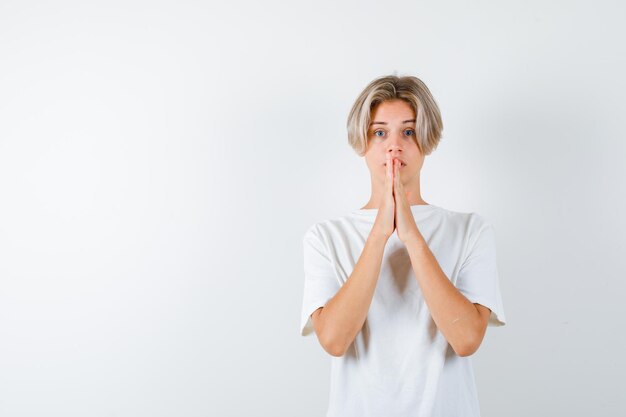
386 133 404 157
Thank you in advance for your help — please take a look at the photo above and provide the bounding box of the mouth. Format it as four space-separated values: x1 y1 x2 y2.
384 162 406 167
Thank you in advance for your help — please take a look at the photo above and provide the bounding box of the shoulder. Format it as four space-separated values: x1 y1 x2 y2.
432 206 490 228
303 219 331 241
433 207 495 246
303 212 356 241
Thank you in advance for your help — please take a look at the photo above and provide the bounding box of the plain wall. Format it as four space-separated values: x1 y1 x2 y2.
1 0 625 416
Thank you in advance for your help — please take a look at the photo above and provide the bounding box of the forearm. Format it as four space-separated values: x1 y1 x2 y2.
319 232 388 356
404 236 481 356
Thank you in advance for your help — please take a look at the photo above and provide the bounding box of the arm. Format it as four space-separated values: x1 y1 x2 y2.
404 237 491 356
311 232 388 357
387 159 490 356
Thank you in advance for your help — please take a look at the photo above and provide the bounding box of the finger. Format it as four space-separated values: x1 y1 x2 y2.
394 159 401 191
387 154 394 194
396 159 402 185
394 160 407 205
393 159 400 202
395 159 404 191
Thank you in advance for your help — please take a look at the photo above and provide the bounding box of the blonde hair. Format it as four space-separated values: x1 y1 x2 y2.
347 74 443 157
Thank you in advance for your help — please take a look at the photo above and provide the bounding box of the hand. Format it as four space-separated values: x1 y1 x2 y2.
392 157 422 245
371 153 396 241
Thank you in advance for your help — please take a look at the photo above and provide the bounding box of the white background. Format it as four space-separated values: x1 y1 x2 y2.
1 1 625 416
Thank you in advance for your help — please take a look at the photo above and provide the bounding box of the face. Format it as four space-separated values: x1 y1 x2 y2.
364 99 424 185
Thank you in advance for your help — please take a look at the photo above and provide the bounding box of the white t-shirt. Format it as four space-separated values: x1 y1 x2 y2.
299 204 506 417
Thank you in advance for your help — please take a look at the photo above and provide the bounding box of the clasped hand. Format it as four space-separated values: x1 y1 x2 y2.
373 153 423 245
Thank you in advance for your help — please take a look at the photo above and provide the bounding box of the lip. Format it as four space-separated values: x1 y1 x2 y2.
384 158 407 167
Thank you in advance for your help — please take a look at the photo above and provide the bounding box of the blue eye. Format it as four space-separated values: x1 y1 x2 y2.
371 129 414 139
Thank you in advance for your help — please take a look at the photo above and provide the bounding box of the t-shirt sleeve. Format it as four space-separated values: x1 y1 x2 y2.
455 217 507 327
299 225 342 336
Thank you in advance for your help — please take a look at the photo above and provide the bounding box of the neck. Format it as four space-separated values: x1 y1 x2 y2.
361 174 426 209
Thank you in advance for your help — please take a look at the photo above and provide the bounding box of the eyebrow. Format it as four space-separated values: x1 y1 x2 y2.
369 119 416 126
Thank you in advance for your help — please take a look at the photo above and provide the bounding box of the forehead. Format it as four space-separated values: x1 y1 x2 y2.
370 99 415 121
